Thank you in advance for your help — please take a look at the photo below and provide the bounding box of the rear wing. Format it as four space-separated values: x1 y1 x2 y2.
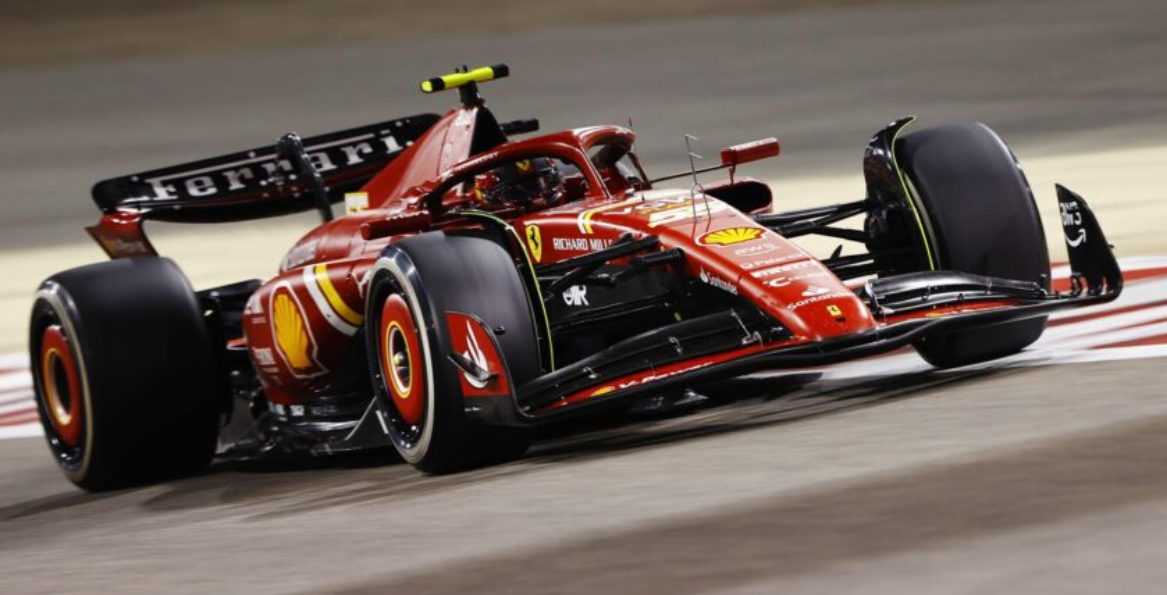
91 114 439 224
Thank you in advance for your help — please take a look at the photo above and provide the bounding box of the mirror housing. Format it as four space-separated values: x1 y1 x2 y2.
720 138 781 167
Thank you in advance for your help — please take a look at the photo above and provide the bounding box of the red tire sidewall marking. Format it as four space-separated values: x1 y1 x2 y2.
40 324 83 447
380 293 425 426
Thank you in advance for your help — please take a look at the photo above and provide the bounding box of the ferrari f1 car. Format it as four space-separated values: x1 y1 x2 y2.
30 64 1123 490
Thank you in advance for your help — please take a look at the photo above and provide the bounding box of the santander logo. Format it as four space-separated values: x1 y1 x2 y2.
699 268 739 295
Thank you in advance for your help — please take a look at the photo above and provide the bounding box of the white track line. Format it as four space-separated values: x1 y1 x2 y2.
0 394 32 407
1049 321 1167 351
0 371 34 392
1042 305 1167 344
0 401 36 416
0 353 29 369
0 425 43 440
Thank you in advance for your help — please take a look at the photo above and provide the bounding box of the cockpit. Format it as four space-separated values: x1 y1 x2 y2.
430 126 649 214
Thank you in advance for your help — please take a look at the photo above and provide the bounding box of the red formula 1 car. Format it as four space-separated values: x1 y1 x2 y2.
30 65 1123 490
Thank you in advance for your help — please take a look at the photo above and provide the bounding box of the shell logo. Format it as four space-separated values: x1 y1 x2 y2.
698 227 763 246
274 293 313 370
270 286 326 378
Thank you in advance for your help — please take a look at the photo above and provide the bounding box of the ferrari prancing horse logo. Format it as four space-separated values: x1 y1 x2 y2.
526 224 543 263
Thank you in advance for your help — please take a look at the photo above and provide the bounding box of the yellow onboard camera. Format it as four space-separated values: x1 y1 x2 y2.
421 64 510 94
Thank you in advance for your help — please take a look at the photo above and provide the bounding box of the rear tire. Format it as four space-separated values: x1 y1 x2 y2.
365 233 538 473
898 123 1051 367
28 257 222 491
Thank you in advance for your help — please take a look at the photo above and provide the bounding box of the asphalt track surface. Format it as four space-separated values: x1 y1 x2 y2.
2 0 1166 593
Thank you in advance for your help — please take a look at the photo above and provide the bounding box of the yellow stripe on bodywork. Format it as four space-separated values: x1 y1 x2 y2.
313 264 364 326
580 210 599 234
577 197 642 234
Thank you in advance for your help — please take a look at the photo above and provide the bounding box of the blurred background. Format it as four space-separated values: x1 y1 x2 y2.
1 1 1165 593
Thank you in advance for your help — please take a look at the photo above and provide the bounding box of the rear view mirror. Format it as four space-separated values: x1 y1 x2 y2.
720 138 781 167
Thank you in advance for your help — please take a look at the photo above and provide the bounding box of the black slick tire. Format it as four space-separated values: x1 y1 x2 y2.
365 233 539 473
898 123 1051 367
28 257 222 491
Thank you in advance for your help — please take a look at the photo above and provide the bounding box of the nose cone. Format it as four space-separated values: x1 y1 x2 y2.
575 190 876 340
669 218 875 341
739 257 876 340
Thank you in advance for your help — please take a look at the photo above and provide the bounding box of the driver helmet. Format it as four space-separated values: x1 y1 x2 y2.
474 158 564 208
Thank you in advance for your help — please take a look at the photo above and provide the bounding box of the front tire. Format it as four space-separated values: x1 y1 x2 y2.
898 123 1051 367
28 257 222 491
365 233 539 473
